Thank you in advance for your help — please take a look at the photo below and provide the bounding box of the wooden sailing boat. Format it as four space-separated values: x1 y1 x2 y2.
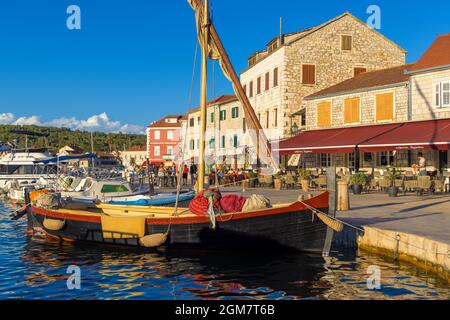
24 0 336 254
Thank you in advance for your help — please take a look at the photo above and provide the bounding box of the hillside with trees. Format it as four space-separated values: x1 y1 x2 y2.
0 125 147 154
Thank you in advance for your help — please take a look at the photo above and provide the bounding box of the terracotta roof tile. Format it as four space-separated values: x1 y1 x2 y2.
306 64 413 99
148 115 183 128
187 94 238 114
409 33 450 72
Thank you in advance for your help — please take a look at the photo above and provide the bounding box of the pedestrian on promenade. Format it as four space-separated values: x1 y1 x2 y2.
183 165 189 186
190 164 198 186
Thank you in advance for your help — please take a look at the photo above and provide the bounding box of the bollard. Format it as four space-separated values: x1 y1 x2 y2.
337 181 350 211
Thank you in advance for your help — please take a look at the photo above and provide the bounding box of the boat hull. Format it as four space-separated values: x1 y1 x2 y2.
27 192 331 253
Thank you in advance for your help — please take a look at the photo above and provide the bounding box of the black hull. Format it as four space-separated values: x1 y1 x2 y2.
28 208 330 254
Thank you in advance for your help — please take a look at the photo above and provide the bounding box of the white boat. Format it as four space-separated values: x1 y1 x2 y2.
58 176 195 207
0 148 57 192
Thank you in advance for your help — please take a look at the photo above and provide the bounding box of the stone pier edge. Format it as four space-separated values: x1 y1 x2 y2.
354 227 450 283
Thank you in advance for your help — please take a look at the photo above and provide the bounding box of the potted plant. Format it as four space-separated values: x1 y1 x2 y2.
386 167 402 197
273 173 283 191
298 168 311 192
351 172 366 195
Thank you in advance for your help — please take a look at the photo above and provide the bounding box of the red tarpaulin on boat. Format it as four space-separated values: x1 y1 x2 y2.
359 119 450 152
275 123 402 155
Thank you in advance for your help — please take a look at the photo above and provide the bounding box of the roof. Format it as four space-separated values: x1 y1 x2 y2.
306 64 413 100
148 115 183 128
124 146 146 152
187 94 238 115
245 12 406 72
408 33 450 73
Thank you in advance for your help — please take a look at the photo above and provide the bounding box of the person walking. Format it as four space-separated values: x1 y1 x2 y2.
417 153 428 176
183 165 189 186
190 164 198 186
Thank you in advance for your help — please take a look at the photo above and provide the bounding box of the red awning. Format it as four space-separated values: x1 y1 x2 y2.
359 119 450 152
275 123 402 155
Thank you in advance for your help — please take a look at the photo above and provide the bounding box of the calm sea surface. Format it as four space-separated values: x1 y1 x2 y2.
0 198 449 300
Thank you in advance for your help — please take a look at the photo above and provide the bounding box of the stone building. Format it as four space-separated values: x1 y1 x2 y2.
276 33 450 173
180 95 253 169
240 12 406 141
119 146 147 169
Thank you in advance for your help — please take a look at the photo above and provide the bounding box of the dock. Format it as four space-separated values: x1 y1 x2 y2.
217 187 450 282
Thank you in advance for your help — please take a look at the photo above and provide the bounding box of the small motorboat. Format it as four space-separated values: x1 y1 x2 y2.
106 191 196 207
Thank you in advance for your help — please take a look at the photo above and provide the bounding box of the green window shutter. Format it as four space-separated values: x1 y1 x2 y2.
211 112 215 123
233 135 238 148
221 136 225 148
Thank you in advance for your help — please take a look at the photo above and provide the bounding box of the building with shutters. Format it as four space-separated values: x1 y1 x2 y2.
276 33 450 173
147 115 184 166
240 12 406 141
180 95 254 169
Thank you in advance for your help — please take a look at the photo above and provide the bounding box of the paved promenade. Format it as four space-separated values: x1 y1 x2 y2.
216 186 450 244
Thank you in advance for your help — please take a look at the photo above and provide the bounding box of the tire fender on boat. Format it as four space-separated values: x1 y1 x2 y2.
139 233 168 248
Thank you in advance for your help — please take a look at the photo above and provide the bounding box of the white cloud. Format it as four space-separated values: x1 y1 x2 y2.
0 112 145 135
13 116 41 126
0 113 16 124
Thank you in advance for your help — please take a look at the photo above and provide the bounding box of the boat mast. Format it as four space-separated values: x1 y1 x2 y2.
197 0 209 193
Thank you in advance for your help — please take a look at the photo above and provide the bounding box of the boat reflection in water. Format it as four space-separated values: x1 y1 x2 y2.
16 237 450 300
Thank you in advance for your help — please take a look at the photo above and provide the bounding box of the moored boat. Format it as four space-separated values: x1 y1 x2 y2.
26 191 331 253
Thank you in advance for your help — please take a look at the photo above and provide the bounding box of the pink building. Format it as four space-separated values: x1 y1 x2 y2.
147 115 184 166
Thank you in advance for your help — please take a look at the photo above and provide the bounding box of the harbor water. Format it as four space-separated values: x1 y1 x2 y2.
0 199 449 300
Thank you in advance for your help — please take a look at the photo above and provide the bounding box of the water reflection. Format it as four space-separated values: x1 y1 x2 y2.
0 200 449 300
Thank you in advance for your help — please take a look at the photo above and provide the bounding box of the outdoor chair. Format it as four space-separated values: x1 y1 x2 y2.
313 175 327 190
403 177 418 194
368 176 379 192
283 175 297 189
416 176 432 196
379 176 391 192
257 177 265 188
265 176 274 188
432 177 445 194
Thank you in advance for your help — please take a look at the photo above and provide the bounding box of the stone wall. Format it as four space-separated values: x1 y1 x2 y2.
305 83 409 130
240 13 406 139
410 69 450 121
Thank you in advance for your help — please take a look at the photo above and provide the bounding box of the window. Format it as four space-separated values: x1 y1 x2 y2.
189 118 195 127
274 108 278 127
198 117 200 125
317 101 331 128
348 153 356 170
243 118 246 133
243 85 247 96
376 92 394 121
344 97 361 124
380 152 395 166
435 83 441 107
232 107 239 119
190 140 195 151
220 110 227 121
154 131 161 140
354 67 367 77
443 82 450 107
265 72 270 91
233 135 239 148
167 146 174 155
154 146 161 156
320 154 332 167
249 81 254 97
101 185 130 193
266 111 270 128
302 64 316 85
257 77 261 94
221 136 226 149
209 139 215 149
341 35 352 51
434 81 450 108
273 68 279 87
210 112 215 123
167 131 174 140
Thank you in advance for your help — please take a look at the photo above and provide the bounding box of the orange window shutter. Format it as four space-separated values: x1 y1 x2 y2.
344 99 352 124
344 98 360 123
376 93 394 121
317 102 331 127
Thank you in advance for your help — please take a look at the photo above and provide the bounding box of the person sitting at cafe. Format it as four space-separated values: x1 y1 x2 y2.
417 152 428 176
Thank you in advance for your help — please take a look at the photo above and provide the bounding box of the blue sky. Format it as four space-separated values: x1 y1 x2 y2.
0 0 449 133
